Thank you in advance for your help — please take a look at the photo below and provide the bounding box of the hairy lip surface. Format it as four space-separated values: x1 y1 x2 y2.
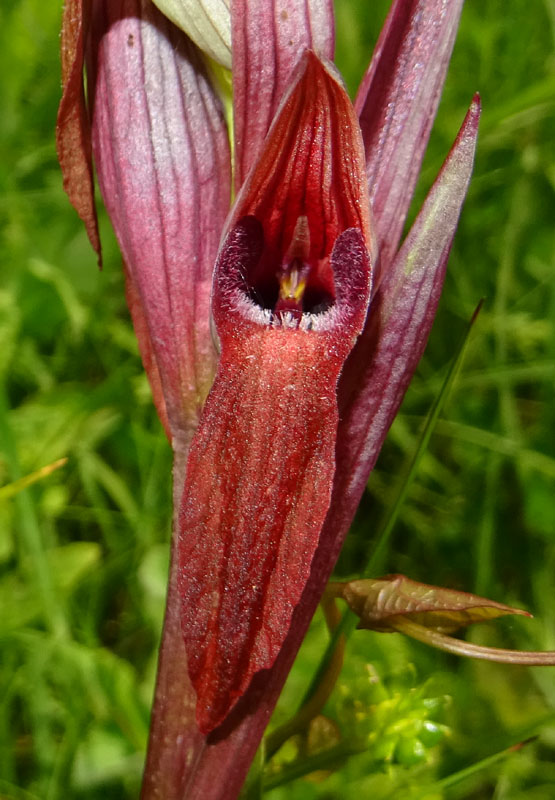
179 222 371 733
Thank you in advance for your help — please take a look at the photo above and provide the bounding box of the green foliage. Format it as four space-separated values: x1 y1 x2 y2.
1 0 554 798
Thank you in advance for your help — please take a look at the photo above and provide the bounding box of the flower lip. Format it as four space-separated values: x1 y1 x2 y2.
219 214 335 327
213 216 371 335
258 212 336 321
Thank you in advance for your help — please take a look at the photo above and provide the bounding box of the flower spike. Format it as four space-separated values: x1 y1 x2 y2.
56 0 487 793
178 52 372 733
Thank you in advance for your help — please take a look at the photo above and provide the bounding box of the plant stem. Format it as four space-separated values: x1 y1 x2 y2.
363 301 483 578
262 740 367 792
393 617 555 665
409 738 536 799
140 446 206 799
264 599 346 760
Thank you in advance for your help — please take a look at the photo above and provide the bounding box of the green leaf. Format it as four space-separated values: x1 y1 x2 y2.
0 457 67 501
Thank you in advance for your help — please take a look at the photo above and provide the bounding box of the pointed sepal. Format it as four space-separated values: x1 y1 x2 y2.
331 96 481 542
355 0 465 285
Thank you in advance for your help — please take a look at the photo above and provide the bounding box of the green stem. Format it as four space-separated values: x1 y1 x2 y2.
392 617 555 665
262 740 367 792
265 600 347 760
410 738 536 799
363 301 483 577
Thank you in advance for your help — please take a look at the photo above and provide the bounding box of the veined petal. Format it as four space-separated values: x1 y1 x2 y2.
178 54 372 733
355 0 464 288
57 0 101 263
88 1 231 448
333 97 481 539
151 0 232 68
231 0 335 189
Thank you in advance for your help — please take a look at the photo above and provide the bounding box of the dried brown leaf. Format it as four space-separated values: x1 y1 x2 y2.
56 0 101 264
329 574 531 634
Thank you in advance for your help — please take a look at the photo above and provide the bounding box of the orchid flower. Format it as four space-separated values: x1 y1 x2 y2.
57 0 480 796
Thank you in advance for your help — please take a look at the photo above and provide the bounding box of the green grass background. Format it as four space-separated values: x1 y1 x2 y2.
1 0 554 797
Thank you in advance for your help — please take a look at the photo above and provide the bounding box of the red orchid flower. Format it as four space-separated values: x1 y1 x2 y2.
57 0 479 796
178 50 374 733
